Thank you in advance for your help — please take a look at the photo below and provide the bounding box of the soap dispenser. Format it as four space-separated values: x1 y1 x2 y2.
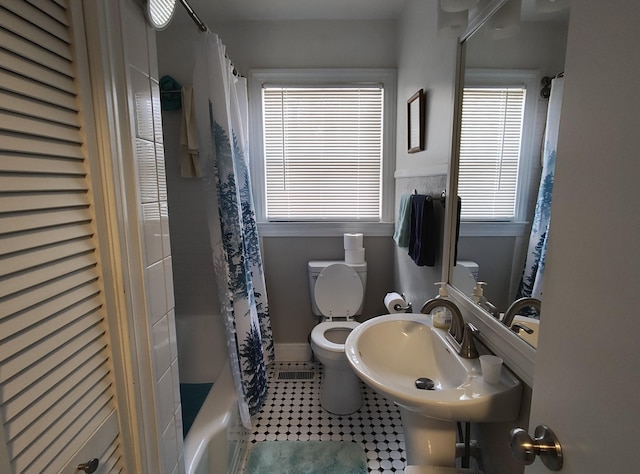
472 281 499 318
431 282 452 329
472 281 488 305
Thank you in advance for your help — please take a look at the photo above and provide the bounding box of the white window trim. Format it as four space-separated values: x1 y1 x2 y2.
460 69 540 238
248 69 397 237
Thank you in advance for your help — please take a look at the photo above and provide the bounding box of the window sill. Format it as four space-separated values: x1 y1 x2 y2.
459 221 528 237
258 221 395 238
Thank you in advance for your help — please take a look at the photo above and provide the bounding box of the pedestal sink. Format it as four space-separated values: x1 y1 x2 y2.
345 314 522 467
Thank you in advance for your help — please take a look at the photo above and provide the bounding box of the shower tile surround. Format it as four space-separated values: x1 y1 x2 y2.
242 361 406 473
122 2 184 473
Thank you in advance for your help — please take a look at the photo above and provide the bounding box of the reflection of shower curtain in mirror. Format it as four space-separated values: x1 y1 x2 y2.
193 31 274 428
517 78 564 302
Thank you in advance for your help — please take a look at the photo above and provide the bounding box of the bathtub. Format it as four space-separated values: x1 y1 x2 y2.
183 360 248 474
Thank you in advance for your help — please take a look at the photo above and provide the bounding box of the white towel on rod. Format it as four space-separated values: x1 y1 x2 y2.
180 85 201 177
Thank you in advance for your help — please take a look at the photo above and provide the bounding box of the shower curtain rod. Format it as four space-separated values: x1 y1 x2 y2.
177 0 243 77
179 0 208 32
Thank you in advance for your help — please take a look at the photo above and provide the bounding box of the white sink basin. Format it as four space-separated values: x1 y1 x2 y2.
345 313 522 422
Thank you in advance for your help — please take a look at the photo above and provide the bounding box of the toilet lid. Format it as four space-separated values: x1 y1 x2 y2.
314 264 363 317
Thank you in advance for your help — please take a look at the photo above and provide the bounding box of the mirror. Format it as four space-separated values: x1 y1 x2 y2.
448 0 570 347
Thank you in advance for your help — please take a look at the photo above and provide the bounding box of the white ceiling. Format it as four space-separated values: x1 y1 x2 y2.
171 0 568 27
176 0 408 23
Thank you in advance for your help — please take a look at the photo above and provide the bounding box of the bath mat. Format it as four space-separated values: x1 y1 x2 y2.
244 441 367 474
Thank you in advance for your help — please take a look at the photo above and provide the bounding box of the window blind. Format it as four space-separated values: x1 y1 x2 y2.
458 87 525 220
262 86 383 221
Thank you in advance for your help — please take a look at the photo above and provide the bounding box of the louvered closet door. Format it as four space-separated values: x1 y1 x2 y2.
0 1 124 473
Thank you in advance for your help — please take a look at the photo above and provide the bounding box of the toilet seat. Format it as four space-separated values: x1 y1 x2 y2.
311 321 360 352
314 263 363 320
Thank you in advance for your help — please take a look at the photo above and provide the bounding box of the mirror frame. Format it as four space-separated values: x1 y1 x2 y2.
442 0 536 387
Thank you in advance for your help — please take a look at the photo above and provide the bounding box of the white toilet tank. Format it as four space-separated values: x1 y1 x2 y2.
452 260 480 296
308 260 367 316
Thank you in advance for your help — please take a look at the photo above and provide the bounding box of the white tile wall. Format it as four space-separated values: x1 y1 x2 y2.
122 1 183 473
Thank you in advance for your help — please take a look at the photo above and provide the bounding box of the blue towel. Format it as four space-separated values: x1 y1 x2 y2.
393 194 412 248
408 195 437 267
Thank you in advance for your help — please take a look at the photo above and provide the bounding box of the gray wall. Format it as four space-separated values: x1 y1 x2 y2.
393 0 460 311
157 18 398 377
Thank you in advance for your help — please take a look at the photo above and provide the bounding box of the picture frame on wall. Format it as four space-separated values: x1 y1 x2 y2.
407 89 425 153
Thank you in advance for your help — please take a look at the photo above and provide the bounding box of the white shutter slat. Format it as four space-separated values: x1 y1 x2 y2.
0 207 91 235
0 91 78 126
4 353 108 434
8 371 111 458
12 392 113 474
0 28 73 78
0 191 90 213
25 0 69 26
0 279 100 340
0 49 75 94
61 412 121 474
0 175 87 193
0 267 100 320
0 334 106 410
1 236 94 277
0 1 124 472
0 252 96 299
0 69 78 112
0 113 81 143
0 130 84 158
0 3 71 55
0 301 103 374
0 153 84 174
0 223 94 256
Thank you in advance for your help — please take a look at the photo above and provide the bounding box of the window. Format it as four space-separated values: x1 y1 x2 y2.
458 70 539 232
459 86 525 220
249 70 396 236
263 86 383 221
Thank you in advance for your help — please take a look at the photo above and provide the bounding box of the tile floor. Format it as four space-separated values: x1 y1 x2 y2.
244 361 406 473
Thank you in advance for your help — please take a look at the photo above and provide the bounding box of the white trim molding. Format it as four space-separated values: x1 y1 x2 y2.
248 68 397 237
275 343 313 362
394 164 449 179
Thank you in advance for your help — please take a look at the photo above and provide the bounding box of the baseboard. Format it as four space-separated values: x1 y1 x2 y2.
274 343 312 362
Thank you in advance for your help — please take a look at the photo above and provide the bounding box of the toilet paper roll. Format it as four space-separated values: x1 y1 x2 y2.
345 248 365 264
384 292 406 314
343 233 364 250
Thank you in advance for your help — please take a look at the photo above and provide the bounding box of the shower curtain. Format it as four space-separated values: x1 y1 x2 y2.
193 31 274 428
517 77 564 302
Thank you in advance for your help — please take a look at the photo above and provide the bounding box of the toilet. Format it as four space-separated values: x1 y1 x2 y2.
308 260 367 415
452 260 480 296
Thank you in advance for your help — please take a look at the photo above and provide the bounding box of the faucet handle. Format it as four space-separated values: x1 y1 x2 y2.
460 323 479 359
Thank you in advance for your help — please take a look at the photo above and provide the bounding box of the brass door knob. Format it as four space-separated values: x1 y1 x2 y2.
77 458 99 473
510 425 563 471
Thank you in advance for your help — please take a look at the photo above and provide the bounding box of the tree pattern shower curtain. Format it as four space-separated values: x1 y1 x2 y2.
193 31 274 428
517 77 564 302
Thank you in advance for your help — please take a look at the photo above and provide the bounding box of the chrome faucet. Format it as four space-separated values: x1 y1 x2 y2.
421 298 479 359
502 297 541 328
480 300 500 319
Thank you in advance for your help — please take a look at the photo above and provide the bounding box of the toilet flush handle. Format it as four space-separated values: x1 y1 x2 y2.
510 425 563 471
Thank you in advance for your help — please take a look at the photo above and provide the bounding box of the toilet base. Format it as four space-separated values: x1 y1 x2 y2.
319 364 362 415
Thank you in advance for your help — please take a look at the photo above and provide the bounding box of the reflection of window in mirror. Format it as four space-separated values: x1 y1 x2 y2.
458 70 538 227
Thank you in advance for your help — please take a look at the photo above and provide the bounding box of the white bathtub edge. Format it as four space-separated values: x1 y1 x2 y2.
183 360 240 474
